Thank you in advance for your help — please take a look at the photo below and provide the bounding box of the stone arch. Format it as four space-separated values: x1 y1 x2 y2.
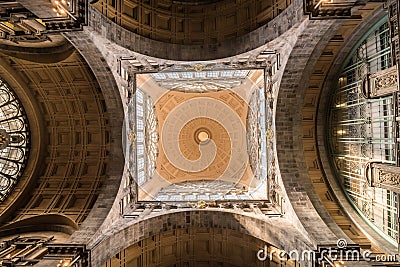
0 46 114 234
90 210 312 266
0 35 75 64
62 30 125 243
87 0 305 61
0 214 78 236
275 17 345 246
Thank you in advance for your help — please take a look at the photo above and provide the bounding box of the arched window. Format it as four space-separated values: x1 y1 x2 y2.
135 89 158 186
0 78 30 202
329 18 398 241
247 86 267 184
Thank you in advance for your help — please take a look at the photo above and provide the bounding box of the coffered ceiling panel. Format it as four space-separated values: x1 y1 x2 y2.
0 47 110 227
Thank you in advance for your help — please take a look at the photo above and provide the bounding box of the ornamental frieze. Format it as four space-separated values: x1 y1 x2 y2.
367 162 400 193
368 65 398 98
378 172 400 187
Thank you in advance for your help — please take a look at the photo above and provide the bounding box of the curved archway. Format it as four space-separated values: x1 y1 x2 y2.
0 46 114 234
316 7 398 253
0 214 78 236
102 227 302 267
0 35 75 64
92 0 292 46
90 210 311 266
62 30 125 244
87 0 303 61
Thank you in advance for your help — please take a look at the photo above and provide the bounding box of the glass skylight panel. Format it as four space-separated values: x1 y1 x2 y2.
138 158 144 169
137 171 145 184
198 195 208 200
136 90 144 103
185 194 196 201
167 73 179 79
181 72 193 78
137 144 144 154
206 71 218 78
234 70 249 77
209 195 220 200
194 72 206 78
137 120 143 130
238 194 249 199
220 70 234 77
170 195 181 201
136 105 143 117
136 132 144 143
152 73 166 79
156 195 168 201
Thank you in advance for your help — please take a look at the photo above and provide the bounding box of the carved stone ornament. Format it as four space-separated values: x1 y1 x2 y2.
377 171 400 187
369 65 398 98
369 163 400 193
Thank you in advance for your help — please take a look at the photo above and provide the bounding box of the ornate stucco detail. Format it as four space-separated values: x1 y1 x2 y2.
378 172 400 187
367 163 400 193
128 129 137 150
368 65 398 98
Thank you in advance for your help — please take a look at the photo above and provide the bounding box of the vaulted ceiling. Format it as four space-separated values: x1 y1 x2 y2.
0 38 111 235
92 0 291 45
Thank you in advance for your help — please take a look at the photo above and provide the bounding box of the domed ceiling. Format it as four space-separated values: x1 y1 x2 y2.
127 68 268 202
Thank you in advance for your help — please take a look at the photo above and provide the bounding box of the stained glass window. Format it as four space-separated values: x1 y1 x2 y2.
0 78 29 202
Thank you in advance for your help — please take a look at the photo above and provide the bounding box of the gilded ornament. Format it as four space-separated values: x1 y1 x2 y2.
265 128 274 139
184 63 213 72
128 131 137 150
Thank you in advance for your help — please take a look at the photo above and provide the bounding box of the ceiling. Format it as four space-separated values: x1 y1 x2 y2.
131 69 267 202
0 39 111 231
102 227 298 267
92 0 291 45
